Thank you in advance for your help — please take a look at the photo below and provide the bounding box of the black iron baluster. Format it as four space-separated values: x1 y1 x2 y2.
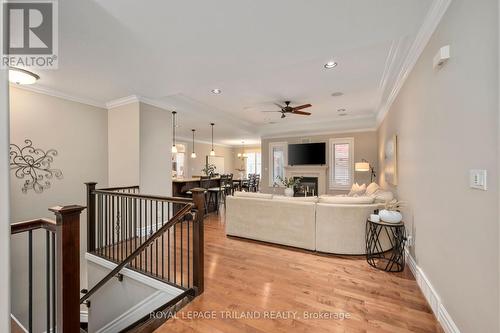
161 201 165 280
150 200 153 275
155 200 159 277
28 230 33 333
167 208 171 282
187 218 190 287
181 215 184 287
98 194 102 254
121 197 125 262
112 195 115 261
46 230 50 333
51 233 55 333
134 198 138 268
139 198 142 270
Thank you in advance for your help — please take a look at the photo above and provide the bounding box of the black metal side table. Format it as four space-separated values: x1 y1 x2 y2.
365 219 406 272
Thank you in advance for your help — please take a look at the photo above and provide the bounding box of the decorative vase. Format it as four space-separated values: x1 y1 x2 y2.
379 209 403 224
284 187 294 197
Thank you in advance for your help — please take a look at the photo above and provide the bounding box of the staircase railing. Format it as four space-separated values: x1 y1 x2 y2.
82 182 205 306
10 205 86 333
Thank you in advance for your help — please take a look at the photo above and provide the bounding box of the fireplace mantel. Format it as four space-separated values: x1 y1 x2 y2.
284 165 329 195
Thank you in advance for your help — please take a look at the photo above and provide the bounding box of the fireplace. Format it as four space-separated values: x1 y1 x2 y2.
293 177 318 197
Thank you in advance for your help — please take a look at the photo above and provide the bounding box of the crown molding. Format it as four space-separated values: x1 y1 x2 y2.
376 0 452 127
10 83 106 108
105 95 141 109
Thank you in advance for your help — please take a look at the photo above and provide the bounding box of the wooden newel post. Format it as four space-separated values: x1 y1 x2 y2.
49 205 86 333
191 188 205 295
85 182 97 253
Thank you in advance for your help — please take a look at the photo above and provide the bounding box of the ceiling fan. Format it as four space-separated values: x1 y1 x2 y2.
261 101 312 118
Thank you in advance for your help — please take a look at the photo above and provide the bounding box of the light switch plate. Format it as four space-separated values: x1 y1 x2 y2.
469 169 487 190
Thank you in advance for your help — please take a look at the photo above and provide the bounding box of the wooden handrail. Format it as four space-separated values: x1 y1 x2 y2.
80 202 194 304
10 218 56 234
97 185 140 191
92 189 193 204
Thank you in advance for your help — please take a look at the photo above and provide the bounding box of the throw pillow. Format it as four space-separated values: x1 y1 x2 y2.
365 182 380 196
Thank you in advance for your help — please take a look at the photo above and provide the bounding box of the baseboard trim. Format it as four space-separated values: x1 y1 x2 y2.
405 250 461 333
10 314 28 333
95 290 173 333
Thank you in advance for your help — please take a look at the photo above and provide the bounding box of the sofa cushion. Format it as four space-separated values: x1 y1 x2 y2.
365 182 380 196
233 191 273 199
273 195 318 203
319 195 374 204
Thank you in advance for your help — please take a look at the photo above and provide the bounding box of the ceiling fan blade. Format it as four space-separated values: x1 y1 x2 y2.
274 103 285 109
291 110 311 116
291 104 312 111
261 110 282 113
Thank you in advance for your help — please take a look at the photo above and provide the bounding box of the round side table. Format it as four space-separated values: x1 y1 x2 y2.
365 219 406 272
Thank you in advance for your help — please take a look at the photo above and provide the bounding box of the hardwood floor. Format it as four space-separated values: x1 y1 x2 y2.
153 212 443 333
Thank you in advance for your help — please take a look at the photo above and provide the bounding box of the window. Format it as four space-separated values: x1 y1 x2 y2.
329 138 354 190
246 152 261 175
268 142 287 186
172 144 186 178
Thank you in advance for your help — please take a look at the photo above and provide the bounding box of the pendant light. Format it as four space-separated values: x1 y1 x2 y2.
237 140 247 158
209 123 216 156
191 129 197 158
171 111 178 153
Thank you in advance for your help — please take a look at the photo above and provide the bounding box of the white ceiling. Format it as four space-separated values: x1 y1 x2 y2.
28 0 435 145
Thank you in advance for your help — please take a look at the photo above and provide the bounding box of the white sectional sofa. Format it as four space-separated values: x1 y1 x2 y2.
226 191 393 255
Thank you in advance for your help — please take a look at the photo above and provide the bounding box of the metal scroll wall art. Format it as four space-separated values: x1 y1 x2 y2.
9 139 63 194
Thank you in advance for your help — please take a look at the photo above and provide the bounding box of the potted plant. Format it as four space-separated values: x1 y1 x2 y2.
276 176 302 197
379 199 405 223
202 163 216 177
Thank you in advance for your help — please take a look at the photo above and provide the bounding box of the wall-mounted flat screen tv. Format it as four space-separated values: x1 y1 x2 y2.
288 142 326 165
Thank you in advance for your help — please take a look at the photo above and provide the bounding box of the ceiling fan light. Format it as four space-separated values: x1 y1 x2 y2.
8 67 39 85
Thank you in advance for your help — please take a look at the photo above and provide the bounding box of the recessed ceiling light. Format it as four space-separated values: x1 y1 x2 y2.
8 67 39 85
337 108 346 112
338 113 348 117
268 121 277 125
331 92 344 97
211 88 222 94
324 61 338 69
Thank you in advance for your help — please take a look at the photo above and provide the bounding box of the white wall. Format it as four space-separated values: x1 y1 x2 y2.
179 140 235 178
0 9 11 329
108 103 140 187
377 0 499 331
139 102 172 196
9 87 109 332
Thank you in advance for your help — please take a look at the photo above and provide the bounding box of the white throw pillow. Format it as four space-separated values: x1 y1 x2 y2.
273 195 318 203
372 190 394 203
319 196 374 204
349 183 366 196
365 182 380 196
233 191 273 199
